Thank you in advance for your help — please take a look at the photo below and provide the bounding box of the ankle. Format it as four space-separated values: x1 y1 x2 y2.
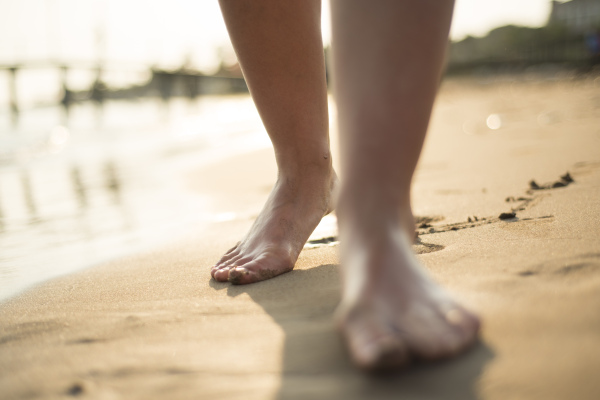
337 190 415 239
276 154 334 183
274 146 333 176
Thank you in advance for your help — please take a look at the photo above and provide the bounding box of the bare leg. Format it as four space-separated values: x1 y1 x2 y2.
213 0 336 284
331 0 480 369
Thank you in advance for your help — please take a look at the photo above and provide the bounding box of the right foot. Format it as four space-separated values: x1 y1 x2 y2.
211 164 337 285
336 207 480 370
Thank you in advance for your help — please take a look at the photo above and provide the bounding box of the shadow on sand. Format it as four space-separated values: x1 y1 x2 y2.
222 263 494 400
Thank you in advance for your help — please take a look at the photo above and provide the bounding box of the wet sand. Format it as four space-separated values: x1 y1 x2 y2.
1 76 600 399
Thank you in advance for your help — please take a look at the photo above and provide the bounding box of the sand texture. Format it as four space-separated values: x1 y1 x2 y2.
1 77 600 399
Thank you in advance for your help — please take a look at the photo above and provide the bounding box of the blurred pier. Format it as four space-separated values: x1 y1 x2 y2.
1 61 248 127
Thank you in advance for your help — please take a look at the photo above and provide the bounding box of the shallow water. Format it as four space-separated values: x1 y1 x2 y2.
0 95 271 301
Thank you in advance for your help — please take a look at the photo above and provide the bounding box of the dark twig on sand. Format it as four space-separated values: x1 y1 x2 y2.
529 171 575 192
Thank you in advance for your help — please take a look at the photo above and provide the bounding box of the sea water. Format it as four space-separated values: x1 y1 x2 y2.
0 95 271 301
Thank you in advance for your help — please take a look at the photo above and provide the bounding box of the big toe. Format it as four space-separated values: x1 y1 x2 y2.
227 266 253 285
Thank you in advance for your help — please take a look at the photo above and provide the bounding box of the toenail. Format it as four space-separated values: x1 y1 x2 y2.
445 309 463 325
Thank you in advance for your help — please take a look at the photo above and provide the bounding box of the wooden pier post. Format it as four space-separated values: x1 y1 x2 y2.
8 67 19 126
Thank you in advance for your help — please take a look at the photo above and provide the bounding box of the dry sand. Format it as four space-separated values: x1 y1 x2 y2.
1 76 600 399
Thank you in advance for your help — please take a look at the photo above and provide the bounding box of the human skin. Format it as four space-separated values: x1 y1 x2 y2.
214 0 480 370
212 0 337 285
331 0 479 369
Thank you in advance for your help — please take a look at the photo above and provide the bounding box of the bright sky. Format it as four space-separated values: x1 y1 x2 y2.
450 0 554 39
0 0 556 72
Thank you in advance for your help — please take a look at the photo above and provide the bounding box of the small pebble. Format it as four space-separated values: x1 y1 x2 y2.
529 180 540 190
499 212 516 220
67 383 84 396
561 172 574 183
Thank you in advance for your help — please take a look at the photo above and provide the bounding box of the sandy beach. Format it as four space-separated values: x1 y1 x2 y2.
1 75 600 399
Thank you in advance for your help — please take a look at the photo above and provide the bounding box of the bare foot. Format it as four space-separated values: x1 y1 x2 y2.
336 213 480 370
211 166 337 284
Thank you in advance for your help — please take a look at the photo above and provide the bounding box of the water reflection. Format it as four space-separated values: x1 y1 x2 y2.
8 67 19 128
71 165 87 209
104 161 121 204
0 185 4 232
20 170 39 223
0 93 268 301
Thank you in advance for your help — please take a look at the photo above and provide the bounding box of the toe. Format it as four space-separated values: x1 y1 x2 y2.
227 266 255 285
407 318 463 360
463 308 481 334
398 305 446 360
228 259 292 285
213 266 233 282
211 260 236 278
444 306 481 345
227 261 268 285
357 335 410 371
439 325 470 358
409 307 480 360
339 307 410 370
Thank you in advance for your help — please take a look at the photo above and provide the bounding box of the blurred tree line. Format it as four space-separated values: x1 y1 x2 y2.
447 22 600 73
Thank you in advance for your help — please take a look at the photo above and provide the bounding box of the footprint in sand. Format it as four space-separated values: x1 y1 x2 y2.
517 253 600 279
305 214 447 254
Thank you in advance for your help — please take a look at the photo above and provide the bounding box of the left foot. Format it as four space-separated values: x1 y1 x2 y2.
211 165 337 284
